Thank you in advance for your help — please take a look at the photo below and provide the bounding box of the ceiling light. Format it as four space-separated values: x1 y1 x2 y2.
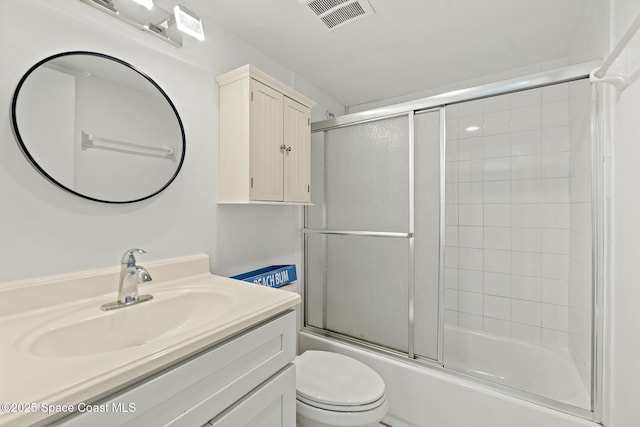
131 0 153 10
173 5 205 41
465 126 481 132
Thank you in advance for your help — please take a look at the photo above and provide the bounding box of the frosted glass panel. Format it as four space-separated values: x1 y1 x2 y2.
318 234 409 352
414 110 441 360
325 116 409 232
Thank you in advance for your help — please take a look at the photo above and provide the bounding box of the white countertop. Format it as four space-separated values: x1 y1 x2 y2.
0 254 300 426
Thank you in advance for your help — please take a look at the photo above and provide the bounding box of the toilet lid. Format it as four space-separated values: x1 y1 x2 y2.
294 351 386 407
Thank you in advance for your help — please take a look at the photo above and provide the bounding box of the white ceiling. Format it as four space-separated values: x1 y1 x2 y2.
191 0 593 107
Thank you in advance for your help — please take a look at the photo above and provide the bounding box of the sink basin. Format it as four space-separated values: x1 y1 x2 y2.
26 290 233 358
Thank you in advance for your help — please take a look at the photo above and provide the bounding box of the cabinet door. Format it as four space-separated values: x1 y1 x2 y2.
250 79 284 201
210 365 296 427
283 97 311 203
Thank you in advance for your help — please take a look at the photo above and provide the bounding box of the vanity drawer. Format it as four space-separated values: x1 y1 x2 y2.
57 310 296 427
206 364 296 427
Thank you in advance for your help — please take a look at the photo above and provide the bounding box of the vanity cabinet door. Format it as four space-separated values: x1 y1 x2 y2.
283 97 311 203
250 79 284 202
208 364 296 427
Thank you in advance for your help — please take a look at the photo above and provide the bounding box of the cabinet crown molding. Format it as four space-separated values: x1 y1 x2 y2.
216 64 315 109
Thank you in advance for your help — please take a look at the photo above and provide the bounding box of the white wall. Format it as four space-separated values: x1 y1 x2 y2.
0 0 343 283
608 0 640 426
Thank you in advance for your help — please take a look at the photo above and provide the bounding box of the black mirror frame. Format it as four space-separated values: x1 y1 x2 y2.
11 51 186 204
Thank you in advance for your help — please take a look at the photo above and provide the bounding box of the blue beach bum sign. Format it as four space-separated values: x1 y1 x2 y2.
231 265 297 289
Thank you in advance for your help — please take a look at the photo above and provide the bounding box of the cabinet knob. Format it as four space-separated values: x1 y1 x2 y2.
280 144 287 153
286 146 292 153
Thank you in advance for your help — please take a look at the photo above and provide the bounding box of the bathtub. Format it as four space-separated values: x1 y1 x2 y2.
298 328 598 427
443 326 590 409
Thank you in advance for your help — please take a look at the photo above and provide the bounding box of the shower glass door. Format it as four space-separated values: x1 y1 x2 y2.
304 110 441 360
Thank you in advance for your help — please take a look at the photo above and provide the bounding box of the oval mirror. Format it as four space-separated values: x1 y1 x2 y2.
11 51 185 203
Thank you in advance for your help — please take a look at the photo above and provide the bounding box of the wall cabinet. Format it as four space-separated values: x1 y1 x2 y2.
57 311 297 427
216 65 315 205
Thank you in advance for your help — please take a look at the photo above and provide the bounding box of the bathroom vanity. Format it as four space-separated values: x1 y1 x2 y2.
0 254 299 426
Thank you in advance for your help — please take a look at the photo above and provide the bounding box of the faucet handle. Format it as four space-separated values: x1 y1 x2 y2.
121 248 147 266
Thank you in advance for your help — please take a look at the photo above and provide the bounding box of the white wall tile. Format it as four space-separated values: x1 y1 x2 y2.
541 101 569 128
542 303 569 331
459 159 483 182
445 267 459 290
484 110 510 135
512 204 540 227
541 278 569 305
446 140 458 161
446 225 459 247
459 247 484 271
512 251 541 277
484 180 510 203
511 299 542 326
458 137 484 159
511 227 541 252
459 226 483 248
484 272 511 297
484 204 511 227
445 204 458 225
444 309 459 326
445 183 458 204
511 130 541 155
541 228 570 254
540 126 570 153
541 253 569 280
459 204 483 226
541 152 570 178
445 161 458 183
459 291 484 315
484 249 511 274
511 275 541 301
484 227 511 250
445 289 459 311
445 246 458 268
511 154 541 179
540 203 570 228
511 106 541 132
512 179 541 203
484 295 511 320
541 178 570 202
459 269 484 293
483 134 511 158
483 157 510 181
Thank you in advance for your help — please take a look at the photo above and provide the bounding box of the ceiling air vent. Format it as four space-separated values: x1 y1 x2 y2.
299 0 375 31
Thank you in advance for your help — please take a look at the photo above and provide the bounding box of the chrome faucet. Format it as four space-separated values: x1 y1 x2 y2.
100 248 154 311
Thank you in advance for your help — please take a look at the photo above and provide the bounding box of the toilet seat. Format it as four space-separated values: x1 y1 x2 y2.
294 350 386 411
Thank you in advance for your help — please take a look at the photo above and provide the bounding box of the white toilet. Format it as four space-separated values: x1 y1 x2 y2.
294 350 388 427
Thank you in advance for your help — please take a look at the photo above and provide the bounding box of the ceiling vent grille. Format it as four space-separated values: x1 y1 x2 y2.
299 0 375 32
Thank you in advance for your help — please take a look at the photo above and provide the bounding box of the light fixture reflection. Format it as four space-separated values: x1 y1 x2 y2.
465 125 481 132
174 5 205 41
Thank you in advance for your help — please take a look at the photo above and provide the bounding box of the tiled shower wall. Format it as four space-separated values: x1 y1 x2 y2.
442 79 590 348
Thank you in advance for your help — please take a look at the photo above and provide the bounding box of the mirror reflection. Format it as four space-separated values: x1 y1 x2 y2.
12 51 185 203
